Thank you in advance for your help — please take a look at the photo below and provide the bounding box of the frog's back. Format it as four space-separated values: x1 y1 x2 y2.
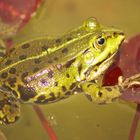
0 20 97 82
0 18 107 103
0 24 95 102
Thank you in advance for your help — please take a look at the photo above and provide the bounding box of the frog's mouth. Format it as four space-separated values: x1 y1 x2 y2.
95 52 118 77
100 51 117 66
86 51 118 80
86 34 124 80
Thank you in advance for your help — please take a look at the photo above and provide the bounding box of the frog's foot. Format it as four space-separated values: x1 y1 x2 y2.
0 88 20 125
118 74 140 89
80 82 121 104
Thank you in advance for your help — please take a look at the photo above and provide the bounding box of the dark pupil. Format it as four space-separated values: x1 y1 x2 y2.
98 38 105 45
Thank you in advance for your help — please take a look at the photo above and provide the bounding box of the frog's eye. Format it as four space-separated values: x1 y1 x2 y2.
92 36 106 50
97 37 105 46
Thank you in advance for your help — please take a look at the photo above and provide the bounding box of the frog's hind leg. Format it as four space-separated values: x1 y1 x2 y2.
0 87 20 125
80 82 121 104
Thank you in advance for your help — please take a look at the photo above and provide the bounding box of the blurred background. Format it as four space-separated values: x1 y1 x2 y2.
0 0 140 140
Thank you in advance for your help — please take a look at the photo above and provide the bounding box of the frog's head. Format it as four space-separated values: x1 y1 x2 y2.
82 18 125 80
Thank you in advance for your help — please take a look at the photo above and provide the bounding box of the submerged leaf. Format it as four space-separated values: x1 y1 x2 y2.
0 0 41 23
103 34 140 103
0 19 20 39
0 130 7 140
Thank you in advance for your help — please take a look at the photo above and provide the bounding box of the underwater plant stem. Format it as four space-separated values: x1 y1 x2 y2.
33 105 58 140
128 104 140 140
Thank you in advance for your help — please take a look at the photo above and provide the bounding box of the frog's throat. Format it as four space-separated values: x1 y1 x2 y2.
86 52 117 80
94 52 117 78
99 51 117 67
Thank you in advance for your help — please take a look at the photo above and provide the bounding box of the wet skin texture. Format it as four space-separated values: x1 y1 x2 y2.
0 18 124 124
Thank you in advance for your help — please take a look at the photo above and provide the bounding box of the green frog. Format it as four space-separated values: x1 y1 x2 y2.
0 17 125 125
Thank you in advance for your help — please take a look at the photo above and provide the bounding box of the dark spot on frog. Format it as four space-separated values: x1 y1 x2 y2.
8 77 16 87
113 32 117 37
21 43 30 49
105 87 112 92
62 86 67 92
47 70 54 78
39 79 48 87
0 52 5 57
40 79 46 84
54 57 58 61
33 67 40 73
65 58 76 68
62 48 68 53
54 81 58 86
21 72 28 83
5 59 12 65
37 95 46 102
98 92 103 97
55 39 61 44
34 58 41 64
9 67 16 74
67 37 72 41
69 82 76 90
85 94 92 101
42 45 48 51
65 91 71 95
19 55 27 60
47 60 53 64
78 64 82 74
90 80 96 84
66 73 70 78
18 85 36 101
49 92 55 98
21 72 28 78
1 72 8 79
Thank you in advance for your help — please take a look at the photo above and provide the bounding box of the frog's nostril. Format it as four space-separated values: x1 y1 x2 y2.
113 32 117 36
113 32 124 37
119 32 124 36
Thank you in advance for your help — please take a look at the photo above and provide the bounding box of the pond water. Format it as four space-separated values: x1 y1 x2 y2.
1 0 140 140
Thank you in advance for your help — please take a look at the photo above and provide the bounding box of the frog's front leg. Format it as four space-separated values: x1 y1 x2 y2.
80 82 121 104
118 74 140 89
0 87 20 125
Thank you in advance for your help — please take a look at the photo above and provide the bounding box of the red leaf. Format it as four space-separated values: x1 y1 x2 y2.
119 34 140 77
0 0 41 24
103 34 140 103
